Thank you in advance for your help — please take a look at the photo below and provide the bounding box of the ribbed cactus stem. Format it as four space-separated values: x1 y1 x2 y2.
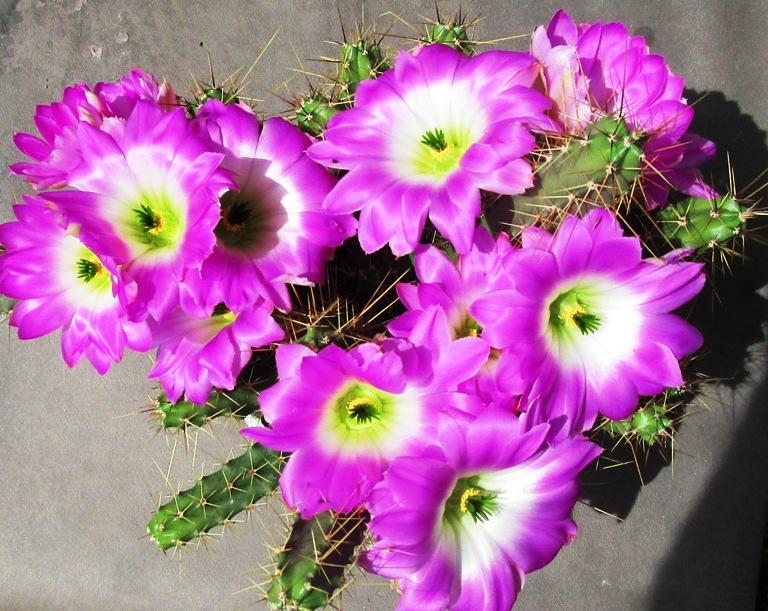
153 386 260 430
422 21 475 54
505 115 644 232
267 509 368 610
656 194 749 250
296 92 340 137
147 443 285 550
337 39 389 104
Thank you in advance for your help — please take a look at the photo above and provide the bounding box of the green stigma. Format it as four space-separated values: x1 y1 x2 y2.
134 203 162 233
421 128 448 152
76 257 103 283
335 384 385 431
127 191 183 252
415 127 467 176
444 476 499 524
549 290 601 336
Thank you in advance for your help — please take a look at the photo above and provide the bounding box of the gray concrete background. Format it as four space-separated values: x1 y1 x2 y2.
0 1 767 609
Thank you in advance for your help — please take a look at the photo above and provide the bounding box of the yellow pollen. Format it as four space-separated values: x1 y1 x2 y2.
428 141 455 162
219 311 236 322
148 212 165 236
459 487 481 513
466 328 478 337
89 255 105 277
559 303 587 328
346 397 375 414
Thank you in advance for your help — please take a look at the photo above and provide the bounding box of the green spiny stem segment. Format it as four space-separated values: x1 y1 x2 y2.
600 386 693 446
503 115 644 234
656 194 749 250
422 20 475 54
337 40 389 104
185 82 240 117
296 93 340 137
147 443 285 550
268 510 369 610
153 386 260 430
0 293 16 322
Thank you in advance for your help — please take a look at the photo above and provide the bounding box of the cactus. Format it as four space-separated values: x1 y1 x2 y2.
336 38 389 104
295 92 340 138
152 386 260 431
147 442 285 550
504 115 644 232
656 193 750 251
421 11 476 55
267 509 369 610
599 386 693 447
0 293 15 323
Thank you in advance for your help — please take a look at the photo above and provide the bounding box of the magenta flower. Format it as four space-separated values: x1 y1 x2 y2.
362 409 601 610
189 101 356 312
11 70 177 190
0 198 151 374
242 305 489 517
308 43 552 255
148 299 284 405
44 101 232 322
531 9 717 208
472 209 705 433
388 227 520 409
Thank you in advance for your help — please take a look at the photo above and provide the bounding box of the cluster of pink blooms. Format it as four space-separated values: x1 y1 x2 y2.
0 10 714 610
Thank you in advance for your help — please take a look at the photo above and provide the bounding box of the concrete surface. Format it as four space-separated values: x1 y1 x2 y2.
0 1 767 609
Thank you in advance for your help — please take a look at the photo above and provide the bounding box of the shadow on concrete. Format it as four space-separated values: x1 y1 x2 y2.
580 90 768 522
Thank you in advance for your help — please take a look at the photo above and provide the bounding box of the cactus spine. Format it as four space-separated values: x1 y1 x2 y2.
656 193 750 251
152 386 261 430
267 510 369 610
147 442 285 550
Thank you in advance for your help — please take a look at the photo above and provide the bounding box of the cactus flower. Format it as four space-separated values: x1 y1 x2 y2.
0 198 151 373
148 299 283 404
472 209 705 434
362 409 601 610
189 101 356 312
11 70 176 190
242 306 489 517
531 9 717 208
308 43 552 255
44 101 232 322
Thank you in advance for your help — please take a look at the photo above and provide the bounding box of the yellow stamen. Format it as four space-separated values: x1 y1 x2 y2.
148 212 165 236
428 141 455 162
346 397 375 414
459 487 481 513
559 303 588 328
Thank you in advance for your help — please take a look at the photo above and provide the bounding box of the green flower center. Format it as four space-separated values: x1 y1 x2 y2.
414 127 468 177
549 289 601 336
74 247 112 294
444 476 499 524
128 192 183 252
335 383 387 431
456 314 483 339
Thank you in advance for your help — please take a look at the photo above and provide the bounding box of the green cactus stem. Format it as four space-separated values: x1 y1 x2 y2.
152 386 260 431
267 509 369 610
147 443 285 550
296 92 340 137
337 39 389 104
0 293 15 322
502 115 644 233
421 14 475 54
656 193 749 251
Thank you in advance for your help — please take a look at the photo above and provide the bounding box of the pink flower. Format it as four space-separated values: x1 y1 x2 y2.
148 300 283 404
308 43 551 255
362 409 601 610
472 209 705 433
531 10 717 208
242 306 489 517
0 198 151 373
188 101 356 312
